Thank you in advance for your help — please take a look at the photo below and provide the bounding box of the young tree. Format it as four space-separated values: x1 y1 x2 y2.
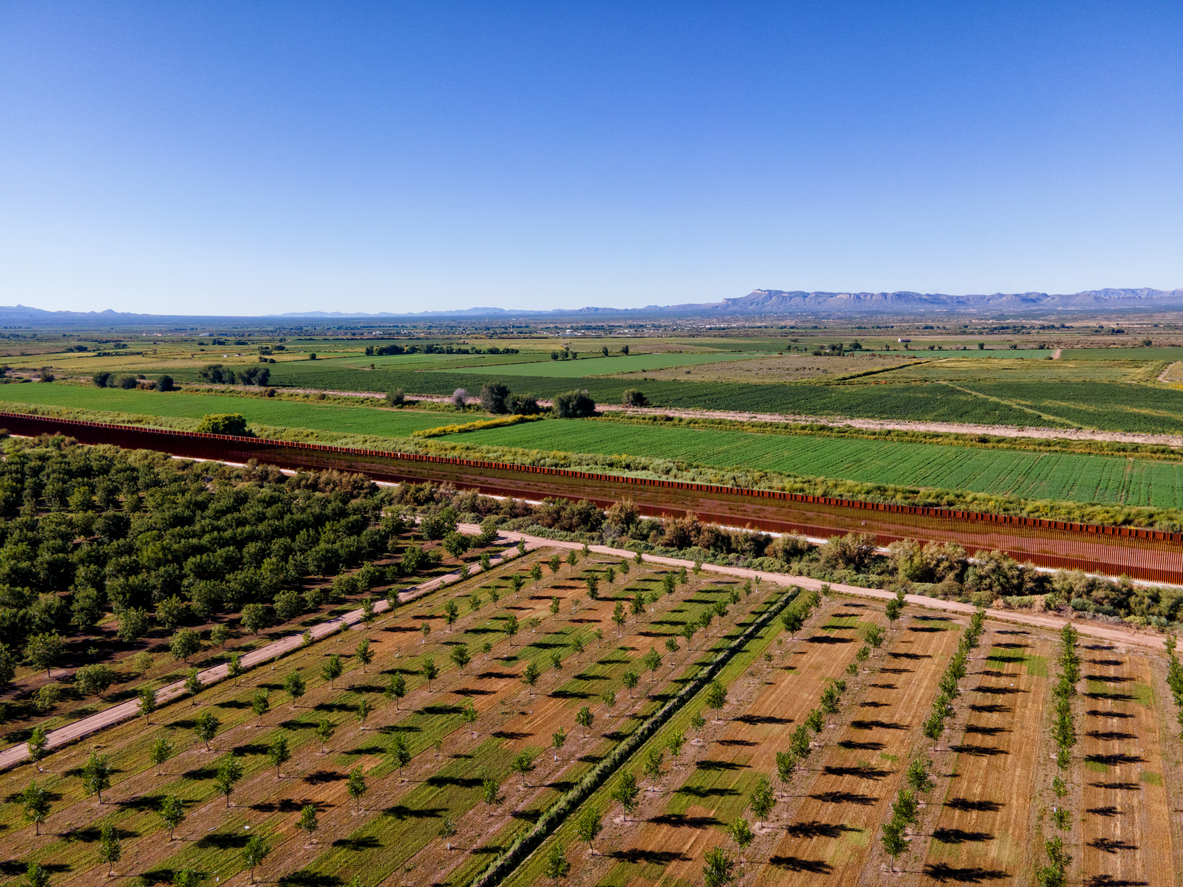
423 657 439 685
353 638 373 673
450 644 471 673
297 804 319 845
668 730 686 759
612 771 640 820
643 647 662 679
863 625 885 648
622 670 639 696
550 596 560 616
150 737 174 776
729 817 755 857
531 563 544 585
169 628 202 662
576 805 603 853
268 734 291 778
356 696 372 730
100 822 122 876
612 601 626 632
905 757 934 793
643 747 664 782
194 710 221 751
346 766 368 812
503 612 519 645
576 705 594 735
315 716 335 753
482 776 502 811
462 700 479 736
749 776 776 824
567 550 578 568
22 862 50 887
252 690 271 725
882 817 908 873
215 753 244 807
705 679 728 716
703 847 736 887
443 600 459 629
26 725 48 771
552 727 567 761
389 731 412 777
544 842 571 884
386 672 407 709
284 670 306 706
321 653 343 688
549 554 562 575
522 660 542 691
222 650 244 684
83 750 113 803
19 781 50 835
242 834 271 882
184 668 204 704
512 750 536 786
438 815 458 851
158 794 186 840
885 588 906 623
139 686 157 724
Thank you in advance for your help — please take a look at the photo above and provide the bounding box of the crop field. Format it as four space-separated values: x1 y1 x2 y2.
454 418 1183 508
613 353 921 384
0 545 784 887
505 593 1183 887
0 385 457 437
431 352 771 379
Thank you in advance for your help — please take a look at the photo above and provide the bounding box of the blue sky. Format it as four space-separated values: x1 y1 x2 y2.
1 2 1180 314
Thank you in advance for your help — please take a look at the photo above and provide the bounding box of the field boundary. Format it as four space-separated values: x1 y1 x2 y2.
4 410 1183 583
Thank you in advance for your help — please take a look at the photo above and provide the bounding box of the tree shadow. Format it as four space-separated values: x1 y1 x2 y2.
609 849 689 865
933 827 994 844
949 744 1008 758
331 835 383 851
946 798 1002 813
648 813 718 828
770 856 832 874
922 863 1008 882
1088 837 1138 854
785 821 861 839
809 790 876 806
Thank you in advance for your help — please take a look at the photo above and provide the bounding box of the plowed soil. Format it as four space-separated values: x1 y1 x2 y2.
918 628 1052 884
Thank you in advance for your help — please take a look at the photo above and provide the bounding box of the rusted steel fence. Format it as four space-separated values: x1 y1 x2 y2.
5 410 1182 584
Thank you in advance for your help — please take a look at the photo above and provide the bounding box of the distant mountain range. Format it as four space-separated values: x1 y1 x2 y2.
2 287 1182 325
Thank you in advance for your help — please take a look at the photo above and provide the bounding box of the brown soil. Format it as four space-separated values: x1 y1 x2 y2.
756 615 962 886
556 595 867 887
917 627 1052 884
1076 645 1175 887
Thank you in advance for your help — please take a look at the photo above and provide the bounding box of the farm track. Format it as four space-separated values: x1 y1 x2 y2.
6 410 1183 584
1077 646 1175 887
918 628 1051 885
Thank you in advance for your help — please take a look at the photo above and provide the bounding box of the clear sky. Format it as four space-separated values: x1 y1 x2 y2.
2 2 1181 315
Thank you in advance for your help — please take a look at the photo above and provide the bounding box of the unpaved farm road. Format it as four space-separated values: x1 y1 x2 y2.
1 526 1163 772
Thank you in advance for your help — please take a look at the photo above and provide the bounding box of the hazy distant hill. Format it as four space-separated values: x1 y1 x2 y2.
2 287 1182 325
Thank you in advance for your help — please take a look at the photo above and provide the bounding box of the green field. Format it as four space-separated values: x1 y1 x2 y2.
0 384 455 437
455 418 1183 508
429 350 769 377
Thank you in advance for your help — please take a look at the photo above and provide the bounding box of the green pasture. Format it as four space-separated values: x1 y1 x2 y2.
455 418 1183 509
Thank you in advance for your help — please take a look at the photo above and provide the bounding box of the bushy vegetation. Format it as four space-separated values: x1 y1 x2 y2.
0 435 445 725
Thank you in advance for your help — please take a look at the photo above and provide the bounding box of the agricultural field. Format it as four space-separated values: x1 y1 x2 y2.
453 418 1183 509
0 545 787 887
0 385 457 438
613 353 920 384
506 589 1183 887
433 352 771 379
